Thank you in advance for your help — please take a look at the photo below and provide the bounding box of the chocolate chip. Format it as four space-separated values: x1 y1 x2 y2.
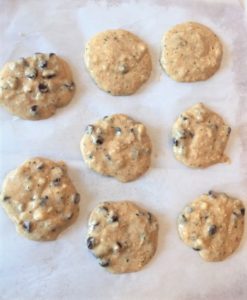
49 53 55 57
227 127 231 136
208 224 217 235
172 138 179 146
30 105 38 114
115 127 122 135
110 215 118 222
64 82 75 91
72 193 80 204
208 190 216 198
147 212 152 223
241 208 245 216
38 60 48 68
99 259 110 267
116 241 122 248
192 247 201 251
23 221 32 232
3 196 11 201
40 195 49 206
38 83 49 93
25 68 37 79
37 163 44 170
52 178 61 186
180 115 188 121
86 125 94 134
95 136 104 145
87 237 95 249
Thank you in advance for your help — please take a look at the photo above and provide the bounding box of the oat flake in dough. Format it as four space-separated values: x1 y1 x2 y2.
0 157 80 241
178 191 245 261
80 114 152 182
0 53 75 120
160 22 223 82
172 103 231 168
84 29 152 95
86 201 159 273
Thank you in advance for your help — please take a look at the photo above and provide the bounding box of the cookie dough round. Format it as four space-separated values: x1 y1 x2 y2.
172 103 231 168
86 201 159 273
84 29 152 95
177 191 245 261
80 114 152 182
0 157 80 241
0 53 75 120
160 22 223 82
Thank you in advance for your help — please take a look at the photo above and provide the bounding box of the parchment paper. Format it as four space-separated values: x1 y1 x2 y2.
1 1 247 299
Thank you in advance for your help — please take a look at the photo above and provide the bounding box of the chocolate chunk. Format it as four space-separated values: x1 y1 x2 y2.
30 105 38 114
208 224 217 235
3 196 11 201
87 236 95 249
172 138 179 147
86 125 94 134
241 208 245 216
99 259 110 267
192 247 201 251
52 178 61 186
116 241 122 248
38 60 48 68
49 53 55 57
23 221 32 232
208 190 216 198
115 127 122 135
38 83 49 93
37 163 44 170
64 82 75 91
72 193 80 204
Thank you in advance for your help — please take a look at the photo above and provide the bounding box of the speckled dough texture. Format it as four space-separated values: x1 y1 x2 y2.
0 157 80 241
86 201 159 273
84 29 152 95
160 22 223 82
0 53 75 120
80 114 152 182
177 192 245 261
172 103 231 168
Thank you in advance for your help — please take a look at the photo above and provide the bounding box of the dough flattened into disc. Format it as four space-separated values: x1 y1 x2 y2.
84 29 152 95
0 157 80 241
80 114 152 182
172 103 231 168
86 201 159 273
177 191 245 261
160 22 223 82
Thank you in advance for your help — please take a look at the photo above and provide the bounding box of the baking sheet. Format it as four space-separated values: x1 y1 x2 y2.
1 0 247 299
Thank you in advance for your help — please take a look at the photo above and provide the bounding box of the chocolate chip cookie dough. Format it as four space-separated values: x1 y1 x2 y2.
86 201 159 273
84 29 152 95
177 191 245 261
160 22 223 82
172 103 231 168
0 53 75 120
0 157 80 241
80 114 152 182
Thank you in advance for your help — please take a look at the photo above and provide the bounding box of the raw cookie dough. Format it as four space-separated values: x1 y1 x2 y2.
84 29 152 95
80 114 152 182
86 201 159 273
0 53 75 120
0 157 80 241
172 103 231 168
177 191 245 261
160 22 223 82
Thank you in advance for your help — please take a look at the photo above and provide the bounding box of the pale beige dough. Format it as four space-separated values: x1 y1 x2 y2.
80 114 152 182
86 201 159 273
84 29 152 95
172 103 231 168
0 157 80 241
160 22 223 82
0 53 75 120
177 191 245 261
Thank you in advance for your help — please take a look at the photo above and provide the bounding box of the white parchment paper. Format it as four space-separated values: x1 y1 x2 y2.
1 1 247 299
